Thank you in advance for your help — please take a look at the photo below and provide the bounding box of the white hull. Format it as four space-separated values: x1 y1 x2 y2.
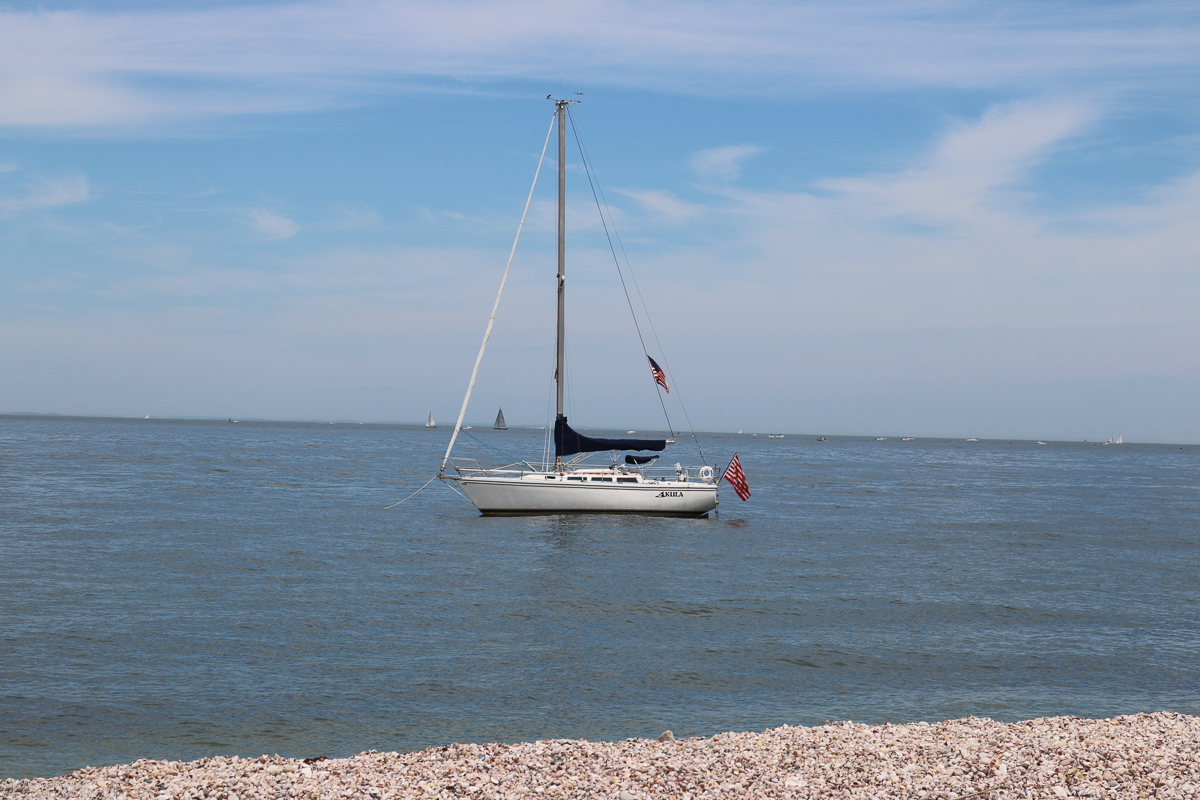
453 472 718 517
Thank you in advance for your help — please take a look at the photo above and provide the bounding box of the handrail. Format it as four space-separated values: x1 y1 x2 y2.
445 456 717 483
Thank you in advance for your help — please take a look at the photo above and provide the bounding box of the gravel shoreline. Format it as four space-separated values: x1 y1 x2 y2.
4 713 1197 799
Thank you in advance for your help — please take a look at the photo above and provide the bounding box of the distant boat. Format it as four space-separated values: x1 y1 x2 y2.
875 437 887 441
426 412 437 429
966 438 979 442
144 413 149 420
817 436 826 442
1102 434 1123 445
768 434 784 438
1036 441 1047 445
228 419 239 424
901 437 914 441
493 408 507 430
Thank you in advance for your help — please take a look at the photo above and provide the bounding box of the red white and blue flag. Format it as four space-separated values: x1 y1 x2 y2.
647 356 669 393
723 453 751 501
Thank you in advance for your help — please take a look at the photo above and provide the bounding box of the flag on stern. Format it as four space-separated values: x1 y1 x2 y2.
723 453 751 501
647 356 669 393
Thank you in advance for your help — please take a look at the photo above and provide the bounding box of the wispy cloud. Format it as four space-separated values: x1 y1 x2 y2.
330 204 385 231
592 99 1197 344
247 209 300 240
0 174 90 215
614 188 702 223
689 145 763 182
818 99 1096 228
1 2 1198 127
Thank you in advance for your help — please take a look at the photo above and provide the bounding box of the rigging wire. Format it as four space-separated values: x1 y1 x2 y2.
461 429 519 463
566 108 707 463
607 208 708 461
565 330 578 425
383 474 438 510
439 108 556 474
542 381 554 469
440 477 469 501
565 106 709 462
564 106 674 438
390 109 554 511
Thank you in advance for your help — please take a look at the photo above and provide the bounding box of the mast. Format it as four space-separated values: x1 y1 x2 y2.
553 98 578 467
555 100 567 428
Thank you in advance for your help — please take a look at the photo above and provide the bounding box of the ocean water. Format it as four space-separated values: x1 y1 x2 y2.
1 415 1197 778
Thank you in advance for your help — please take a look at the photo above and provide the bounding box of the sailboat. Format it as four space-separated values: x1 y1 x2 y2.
425 412 436 429
493 408 508 430
438 99 718 517
1102 434 1123 445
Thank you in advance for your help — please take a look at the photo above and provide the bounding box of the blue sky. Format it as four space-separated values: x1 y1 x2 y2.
2 0 1199 442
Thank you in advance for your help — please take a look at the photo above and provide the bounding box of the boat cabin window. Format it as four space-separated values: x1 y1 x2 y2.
567 476 585 481
591 477 612 482
544 476 557 480
617 477 638 483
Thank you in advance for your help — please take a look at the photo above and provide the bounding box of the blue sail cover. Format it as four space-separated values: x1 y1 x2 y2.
554 417 667 458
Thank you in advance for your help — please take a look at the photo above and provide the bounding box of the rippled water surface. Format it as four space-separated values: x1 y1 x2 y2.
2 415 1198 777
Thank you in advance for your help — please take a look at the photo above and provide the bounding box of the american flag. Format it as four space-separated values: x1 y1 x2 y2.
647 356 669 393
723 453 751 501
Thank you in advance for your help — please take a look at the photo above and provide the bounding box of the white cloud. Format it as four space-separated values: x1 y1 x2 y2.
689 145 763 182
817 99 1096 228
0 174 90 215
0 2 1198 126
0 72 145 126
247 209 300 240
615 188 701 223
3 90 1198 440
330 205 385 231
600 101 1200 383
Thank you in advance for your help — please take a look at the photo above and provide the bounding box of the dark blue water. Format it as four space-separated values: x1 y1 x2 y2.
2 415 1198 778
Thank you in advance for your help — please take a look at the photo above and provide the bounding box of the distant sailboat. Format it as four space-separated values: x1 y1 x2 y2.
1103 434 1123 445
494 408 508 430
426 412 437 429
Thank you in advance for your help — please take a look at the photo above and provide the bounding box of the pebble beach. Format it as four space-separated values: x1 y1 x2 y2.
4 713 1197 799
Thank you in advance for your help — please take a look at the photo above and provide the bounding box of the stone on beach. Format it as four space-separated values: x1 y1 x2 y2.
3 712 1198 799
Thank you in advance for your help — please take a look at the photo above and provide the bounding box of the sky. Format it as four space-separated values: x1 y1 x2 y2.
1 0 1198 443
